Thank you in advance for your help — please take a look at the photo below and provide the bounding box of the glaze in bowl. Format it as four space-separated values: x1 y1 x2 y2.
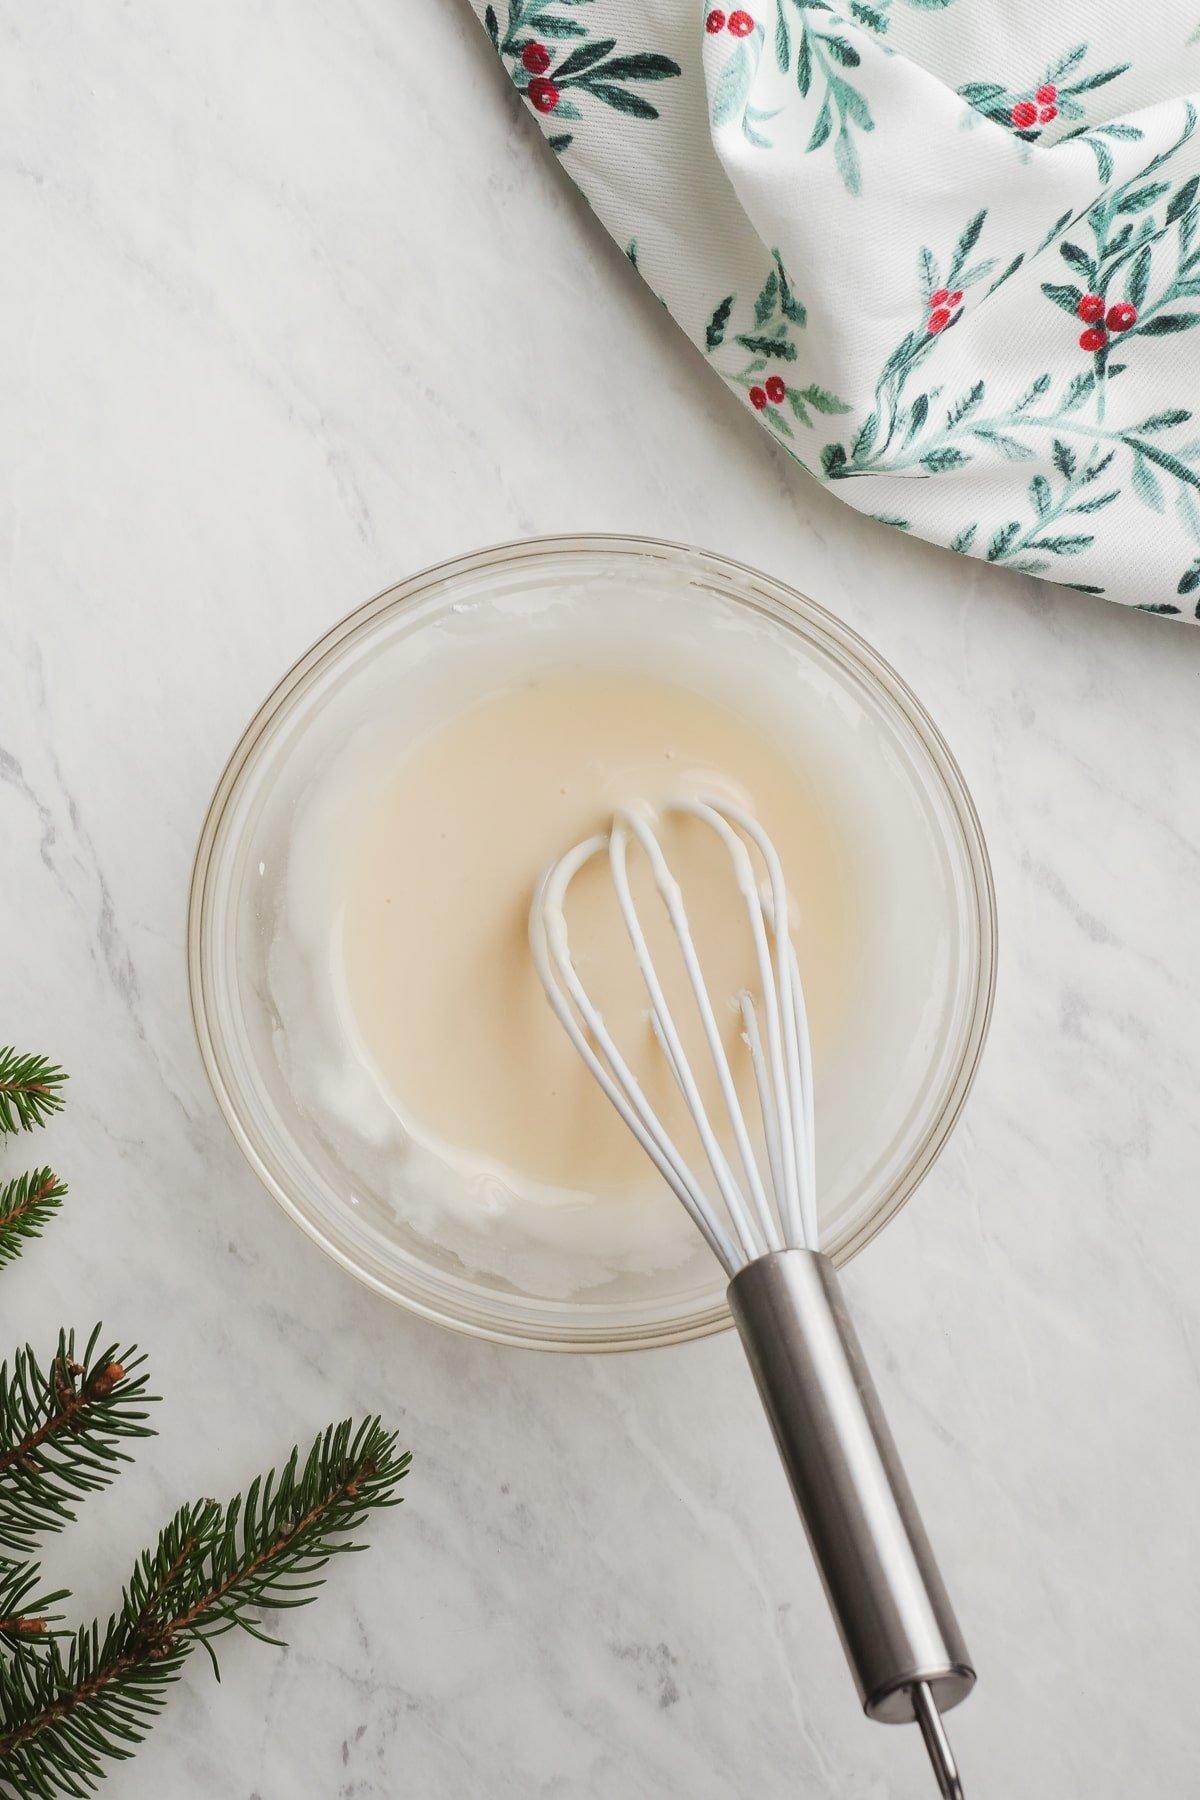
187 535 996 1350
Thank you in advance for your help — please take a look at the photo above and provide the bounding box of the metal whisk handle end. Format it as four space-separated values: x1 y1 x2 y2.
727 1251 974 1783
913 1680 966 1800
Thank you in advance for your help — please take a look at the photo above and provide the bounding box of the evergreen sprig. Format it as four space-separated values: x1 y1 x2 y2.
0 1055 66 1140
0 1047 67 1270
0 1048 410 1791
0 1172 68 1272
0 1420 409 1796
0 1330 156 1563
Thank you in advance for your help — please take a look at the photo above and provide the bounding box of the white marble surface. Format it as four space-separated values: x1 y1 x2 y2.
4 4 1200 1795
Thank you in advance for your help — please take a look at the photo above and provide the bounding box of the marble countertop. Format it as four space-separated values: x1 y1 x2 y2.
5 4 1200 1795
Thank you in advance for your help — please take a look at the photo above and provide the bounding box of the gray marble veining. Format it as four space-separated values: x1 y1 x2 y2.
4 3 1200 1794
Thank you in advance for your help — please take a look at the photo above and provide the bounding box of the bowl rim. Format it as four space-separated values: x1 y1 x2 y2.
187 532 997 1352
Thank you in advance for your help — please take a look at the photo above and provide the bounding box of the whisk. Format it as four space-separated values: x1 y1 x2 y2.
530 796 975 1800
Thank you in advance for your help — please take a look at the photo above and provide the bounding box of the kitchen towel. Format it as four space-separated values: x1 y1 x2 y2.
468 0 1200 620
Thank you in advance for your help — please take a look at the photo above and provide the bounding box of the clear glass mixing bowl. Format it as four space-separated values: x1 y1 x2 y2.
188 536 996 1351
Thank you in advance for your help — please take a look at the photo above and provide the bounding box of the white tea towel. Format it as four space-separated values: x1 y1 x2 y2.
470 0 1200 620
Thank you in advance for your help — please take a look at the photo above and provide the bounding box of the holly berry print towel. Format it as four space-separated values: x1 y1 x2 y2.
470 0 1200 619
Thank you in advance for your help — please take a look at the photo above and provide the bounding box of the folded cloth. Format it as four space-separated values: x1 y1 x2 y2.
468 0 1200 621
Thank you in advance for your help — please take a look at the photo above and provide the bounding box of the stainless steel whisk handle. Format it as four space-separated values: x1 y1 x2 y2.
728 1249 974 1798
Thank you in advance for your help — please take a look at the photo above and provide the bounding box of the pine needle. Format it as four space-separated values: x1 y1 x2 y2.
0 1419 410 1794
0 1052 67 1139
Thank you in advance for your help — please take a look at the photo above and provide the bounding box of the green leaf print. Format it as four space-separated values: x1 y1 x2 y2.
485 0 680 154
1167 175 1200 223
754 269 780 324
711 25 764 130
770 0 874 194
1052 440 1076 479
703 253 850 448
552 40 616 77
987 522 1021 561
803 384 852 413
528 14 589 38
1042 282 1086 315
848 0 957 26
736 332 799 359
1138 313 1200 332
590 84 659 116
948 210 985 282
958 42 1130 142
706 294 735 350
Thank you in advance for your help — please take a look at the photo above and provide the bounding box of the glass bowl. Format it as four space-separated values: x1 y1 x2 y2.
188 535 996 1351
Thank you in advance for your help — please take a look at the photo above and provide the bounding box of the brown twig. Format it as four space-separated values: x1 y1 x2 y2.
0 1359 124 1476
0 1171 60 1235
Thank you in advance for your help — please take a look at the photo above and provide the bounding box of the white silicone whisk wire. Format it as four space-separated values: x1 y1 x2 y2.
529 797 818 1278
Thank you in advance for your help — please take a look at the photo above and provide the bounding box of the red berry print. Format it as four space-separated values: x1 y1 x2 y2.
706 8 726 31
765 375 787 404
929 287 949 308
1077 294 1104 323
521 40 550 73
728 9 754 36
1039 105 1057 123
1079 326 1108 352
947 290 963 308
749 385 768 410
528 76 559 112
1011 101 1038 129
1106 302 1137 332
928 307 951 334
1036 84 1057 104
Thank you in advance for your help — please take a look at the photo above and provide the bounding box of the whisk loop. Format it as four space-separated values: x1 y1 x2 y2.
531 795 816 1277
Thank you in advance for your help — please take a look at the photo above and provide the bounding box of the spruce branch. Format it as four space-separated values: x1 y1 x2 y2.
0 1043 411 1789
0 1171 67 1272
0 1330 156 1561
0 1419 409 1795
0 1054 66 1140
